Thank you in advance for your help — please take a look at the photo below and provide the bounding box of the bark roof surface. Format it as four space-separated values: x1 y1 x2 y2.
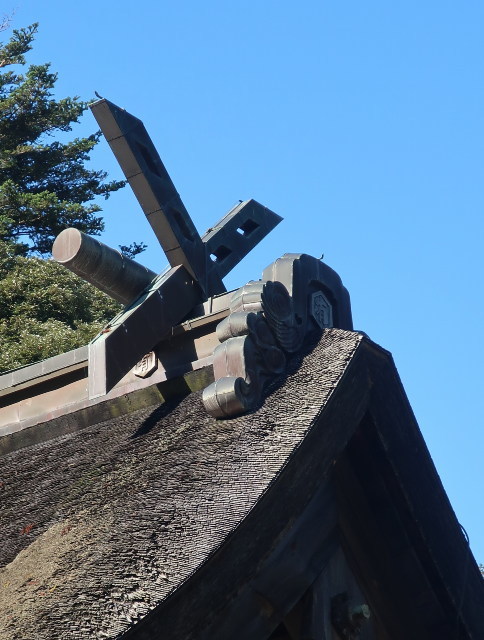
0 329 364 640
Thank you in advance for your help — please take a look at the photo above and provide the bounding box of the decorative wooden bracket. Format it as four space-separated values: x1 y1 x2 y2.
202 253 352 418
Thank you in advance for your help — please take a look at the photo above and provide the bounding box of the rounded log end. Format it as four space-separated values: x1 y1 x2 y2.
52 228 83 264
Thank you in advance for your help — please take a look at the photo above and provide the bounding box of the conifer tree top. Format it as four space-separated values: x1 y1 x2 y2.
0 23 124 255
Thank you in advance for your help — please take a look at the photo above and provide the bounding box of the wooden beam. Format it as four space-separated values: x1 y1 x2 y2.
88 266 200 398
90 99 225 297
202 199 282 281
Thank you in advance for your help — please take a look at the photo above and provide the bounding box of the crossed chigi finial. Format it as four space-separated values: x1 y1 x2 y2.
52 99 282 398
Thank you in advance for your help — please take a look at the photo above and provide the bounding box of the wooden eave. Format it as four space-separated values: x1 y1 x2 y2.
122 336 484 639
0 330 482 639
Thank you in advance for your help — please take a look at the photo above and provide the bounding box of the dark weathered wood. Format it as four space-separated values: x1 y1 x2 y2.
90 99 225 298
52 228 156 305
262 253 353 331
346 421 457 635
90 100 283 302
86 100 284 398
366 359 484 639
2 331 484 639
1 331 365 640
300 572 327 640
334 450 429 640
202 199 282 281
123 335 372 640
89 265 200 397
203 253 355 418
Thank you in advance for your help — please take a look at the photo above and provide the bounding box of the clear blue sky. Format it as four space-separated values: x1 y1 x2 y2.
7 2 484 560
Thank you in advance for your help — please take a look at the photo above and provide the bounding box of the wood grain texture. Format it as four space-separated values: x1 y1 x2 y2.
1 328 483 640
0 330 363 639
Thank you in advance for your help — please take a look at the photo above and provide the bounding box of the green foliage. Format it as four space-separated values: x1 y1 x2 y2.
119 241 148 259
0 23 124 255
0 23 141 371
0 240 120 372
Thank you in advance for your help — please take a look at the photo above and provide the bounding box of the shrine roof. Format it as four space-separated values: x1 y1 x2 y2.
0 329 482 639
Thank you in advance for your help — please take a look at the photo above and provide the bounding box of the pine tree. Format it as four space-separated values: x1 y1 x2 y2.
0 22 129 372
0 23 124 255
0 241 121 372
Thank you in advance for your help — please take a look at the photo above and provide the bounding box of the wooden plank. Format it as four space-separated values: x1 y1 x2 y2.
91 100 283 298
367 353 484 639
202 199 282 281
334 448 436 640
90 99 225 297
88 266 200 397
299 572 327 640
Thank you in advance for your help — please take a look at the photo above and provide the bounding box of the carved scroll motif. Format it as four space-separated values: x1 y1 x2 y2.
202 253 353 418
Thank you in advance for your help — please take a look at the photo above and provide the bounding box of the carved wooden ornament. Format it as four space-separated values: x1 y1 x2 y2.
202 253 352 418
133 352 158 378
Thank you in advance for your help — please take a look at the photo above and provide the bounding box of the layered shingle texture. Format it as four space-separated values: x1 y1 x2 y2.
0 330 364 640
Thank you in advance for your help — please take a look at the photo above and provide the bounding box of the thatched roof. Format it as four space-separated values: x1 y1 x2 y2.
1 329 482 639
